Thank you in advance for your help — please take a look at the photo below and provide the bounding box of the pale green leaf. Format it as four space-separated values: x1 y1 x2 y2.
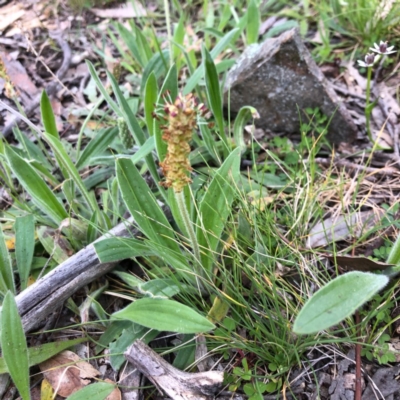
293 271 389 334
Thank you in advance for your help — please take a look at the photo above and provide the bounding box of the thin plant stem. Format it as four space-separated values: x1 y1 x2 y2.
163 0 173 67
365 66 373 142
175 190 204 285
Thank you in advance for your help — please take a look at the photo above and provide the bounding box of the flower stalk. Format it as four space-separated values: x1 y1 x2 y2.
159 93 208 286
357 41 396 145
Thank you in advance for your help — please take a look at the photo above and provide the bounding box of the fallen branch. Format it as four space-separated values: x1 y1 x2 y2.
125 340 224 400
16 218 138 332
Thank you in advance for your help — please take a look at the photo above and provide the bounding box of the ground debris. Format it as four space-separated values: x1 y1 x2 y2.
362 365 400 400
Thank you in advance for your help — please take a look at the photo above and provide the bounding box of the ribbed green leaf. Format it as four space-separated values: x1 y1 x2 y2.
42 134 99 214
1 291 30 400
140 49 169 95
94 237 154 262
76 127 117 170
144 72 158 138
0 338 86 374
246 0 260 44
40 91 59 139
112 298 215 333
116 159 179 252
15 214 35 290
86 61 120 115
293 271 389 334
183 28 239 95
196 148 241 272
107 72 166 201
65 382 115 400
159 64 178 103
203 46 228 155
5 146 68 225
117 22 145 67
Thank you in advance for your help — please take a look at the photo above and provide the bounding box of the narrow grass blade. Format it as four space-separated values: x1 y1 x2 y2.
112 298 215 333
293 271 389 334
196 148 241 272
15 214 35 290
116 158 179 252
76 127 117 170
0 226 15 295
1 291 30 400
40 91 59 139
0 338 86 374
5 146 68 226
65 382 115 400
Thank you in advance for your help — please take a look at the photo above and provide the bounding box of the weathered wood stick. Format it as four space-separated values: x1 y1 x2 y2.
125 340 223 400
16 218 138 332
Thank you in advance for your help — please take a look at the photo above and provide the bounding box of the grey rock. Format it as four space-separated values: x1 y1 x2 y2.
223 28 357 143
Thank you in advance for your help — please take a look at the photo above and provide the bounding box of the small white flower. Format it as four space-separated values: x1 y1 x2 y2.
357 53 379 67
370 41 396 55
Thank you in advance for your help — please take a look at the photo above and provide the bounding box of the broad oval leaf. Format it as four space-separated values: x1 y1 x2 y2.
112 298 215 333
293 271 389 334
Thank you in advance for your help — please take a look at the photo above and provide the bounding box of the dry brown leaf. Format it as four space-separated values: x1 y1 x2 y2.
39 350 100 398
104 379 122 400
